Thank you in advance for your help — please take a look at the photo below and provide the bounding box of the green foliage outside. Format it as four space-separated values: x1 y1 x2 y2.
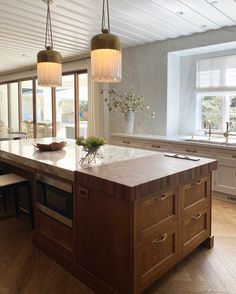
201 96 222 130
201 95 236 132
79 101 88 121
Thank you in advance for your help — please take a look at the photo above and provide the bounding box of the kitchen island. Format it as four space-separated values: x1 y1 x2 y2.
0 138 217 294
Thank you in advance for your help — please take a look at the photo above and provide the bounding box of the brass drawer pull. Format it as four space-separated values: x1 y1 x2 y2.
151 144 161 148
152 193 167 203
192 213 202 220
152 233 168 246
122 140 130 144
186 149 197 153
191 179 202 186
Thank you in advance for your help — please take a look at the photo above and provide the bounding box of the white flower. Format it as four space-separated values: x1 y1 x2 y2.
103 89 156 119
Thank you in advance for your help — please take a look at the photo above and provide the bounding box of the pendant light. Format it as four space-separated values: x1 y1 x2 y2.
91 0 122 83
37 0 62 87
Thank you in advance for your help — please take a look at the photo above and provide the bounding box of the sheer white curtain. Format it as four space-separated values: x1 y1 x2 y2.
197 55 236 92
87 61 109 139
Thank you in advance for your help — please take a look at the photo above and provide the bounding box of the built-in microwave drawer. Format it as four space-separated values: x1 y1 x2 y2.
36 173 73 228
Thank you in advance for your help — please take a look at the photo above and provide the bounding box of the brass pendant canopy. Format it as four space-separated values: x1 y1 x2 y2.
91 30 121 51
37 46 62 64
37 0 62 87
90 0 122 83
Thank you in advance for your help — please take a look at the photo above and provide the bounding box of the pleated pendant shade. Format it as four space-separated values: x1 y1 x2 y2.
37 0 62 87
90 0 122 83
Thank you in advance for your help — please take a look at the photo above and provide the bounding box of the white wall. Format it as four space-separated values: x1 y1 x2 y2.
109 25 236 136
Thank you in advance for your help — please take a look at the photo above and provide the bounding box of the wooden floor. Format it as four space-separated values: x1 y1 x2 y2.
0 199 235 294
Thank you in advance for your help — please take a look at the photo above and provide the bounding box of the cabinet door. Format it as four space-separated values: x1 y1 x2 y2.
142 141 169 152
213 158 236 195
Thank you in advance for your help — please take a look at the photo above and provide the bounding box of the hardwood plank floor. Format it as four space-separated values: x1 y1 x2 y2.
0 199 235 294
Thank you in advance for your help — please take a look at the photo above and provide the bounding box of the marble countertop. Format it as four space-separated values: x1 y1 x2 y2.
0 133 26 141
0 138 157 180
0 137 217 187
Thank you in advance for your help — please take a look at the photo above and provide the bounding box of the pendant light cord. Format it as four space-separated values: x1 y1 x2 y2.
101 0 110 33
45 1 53 49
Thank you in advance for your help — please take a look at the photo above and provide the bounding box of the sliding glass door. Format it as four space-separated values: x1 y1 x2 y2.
78 73 88 138
0 84 8 129
0 69 88 139
21 80 33 138
9 82 19 132
56 74 75 139
36 80 52 138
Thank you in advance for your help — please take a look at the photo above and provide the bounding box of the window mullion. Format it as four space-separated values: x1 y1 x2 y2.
223 95 229 131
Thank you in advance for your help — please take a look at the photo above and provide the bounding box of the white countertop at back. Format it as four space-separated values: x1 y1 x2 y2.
110 133 236 150
0 138 157 180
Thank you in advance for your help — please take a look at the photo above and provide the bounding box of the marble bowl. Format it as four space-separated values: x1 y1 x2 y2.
33 141 67 151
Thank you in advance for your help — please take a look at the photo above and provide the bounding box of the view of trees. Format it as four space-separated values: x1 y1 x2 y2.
201 95 236 132
201 96 222 130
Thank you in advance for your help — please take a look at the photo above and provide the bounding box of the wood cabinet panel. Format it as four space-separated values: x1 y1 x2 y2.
37 211 73 256
76 187 133 294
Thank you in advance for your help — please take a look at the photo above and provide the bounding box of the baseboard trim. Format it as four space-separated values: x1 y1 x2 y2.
213 191 236 204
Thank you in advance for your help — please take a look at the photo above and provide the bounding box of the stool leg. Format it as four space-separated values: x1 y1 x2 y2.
14 188 20 219
26 182 34 229
1 191 7 211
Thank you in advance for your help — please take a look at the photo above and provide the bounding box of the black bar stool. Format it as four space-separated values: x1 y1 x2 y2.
0 173 34 229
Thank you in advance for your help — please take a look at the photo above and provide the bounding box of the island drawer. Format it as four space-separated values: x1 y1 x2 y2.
136 189 178 236
180 207 210 257
37 211 73 254
181 176 210 216
136 225 178 291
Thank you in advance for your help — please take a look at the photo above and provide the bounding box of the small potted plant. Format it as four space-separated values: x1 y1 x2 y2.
76 136 105 166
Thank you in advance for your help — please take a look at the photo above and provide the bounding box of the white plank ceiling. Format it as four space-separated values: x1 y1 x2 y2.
0 0 236 74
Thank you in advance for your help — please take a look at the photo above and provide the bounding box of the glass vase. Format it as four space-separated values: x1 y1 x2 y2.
79 147 103 167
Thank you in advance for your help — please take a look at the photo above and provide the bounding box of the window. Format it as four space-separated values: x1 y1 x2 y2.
197 55 236 132
0 69 88 139
36 80 52 138
78 73 88 138
56 74 75 139
21 80 33 138
0 84 8 129
9 82 19 132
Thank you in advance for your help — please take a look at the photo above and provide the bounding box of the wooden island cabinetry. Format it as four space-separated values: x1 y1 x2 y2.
0 139 217 294
76 158 216 294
